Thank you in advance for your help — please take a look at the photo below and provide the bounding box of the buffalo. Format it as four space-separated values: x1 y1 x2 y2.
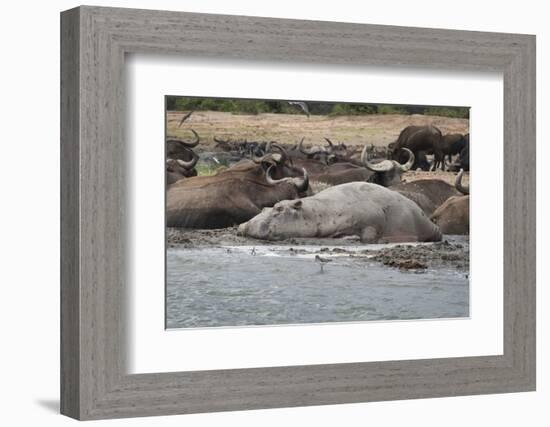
166 158 198 185
441 133 470 172
166 129 200 184
265 140 359 184
458 134 470 171
166 129 200 159
293 137 340 164
430 169 470 234
280 144 414 187
360 145 415 186
441 133 468 164
390 125 445 171
389 179 461 216
166 150 309 229
290 157 370 186
213 137 272 158
238 182 442 243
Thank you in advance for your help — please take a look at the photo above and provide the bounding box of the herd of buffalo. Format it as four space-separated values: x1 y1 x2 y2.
165 124 470 243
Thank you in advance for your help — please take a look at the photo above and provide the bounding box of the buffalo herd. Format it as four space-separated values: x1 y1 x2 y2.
166 124 470 243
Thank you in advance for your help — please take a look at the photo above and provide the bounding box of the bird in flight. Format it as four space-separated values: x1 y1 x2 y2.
287 101 310 117
177 110 194 127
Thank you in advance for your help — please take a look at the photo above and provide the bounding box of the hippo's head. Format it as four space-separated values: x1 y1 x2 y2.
238 199 311 241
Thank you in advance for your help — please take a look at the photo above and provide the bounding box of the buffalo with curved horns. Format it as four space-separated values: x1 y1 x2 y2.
361 145 415 186
166 153 309 229
166 129 200 184
285 144 414 187
166 129 200 158
390 125 446 171
166 158 198 185
296 137 333 163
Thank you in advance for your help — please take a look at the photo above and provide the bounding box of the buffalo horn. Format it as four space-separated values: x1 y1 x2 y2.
176 151 199 170
324 137 334 153
299 137 321 155
361 144 395 172
398 148 415 172
172 129 200 148
251 152 265 163
252 152 282 166
266 165 309 192
269 143 290 165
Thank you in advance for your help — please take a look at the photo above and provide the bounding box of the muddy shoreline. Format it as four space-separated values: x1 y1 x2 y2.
167 227 469 273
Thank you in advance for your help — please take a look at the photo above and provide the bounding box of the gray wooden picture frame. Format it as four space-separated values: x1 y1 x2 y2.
60 5 536 420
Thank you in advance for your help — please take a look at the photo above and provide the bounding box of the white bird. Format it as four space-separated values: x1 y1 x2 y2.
288 101 310 117
315 255 332 273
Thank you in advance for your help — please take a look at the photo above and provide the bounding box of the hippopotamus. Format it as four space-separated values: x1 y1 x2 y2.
238 182 442 243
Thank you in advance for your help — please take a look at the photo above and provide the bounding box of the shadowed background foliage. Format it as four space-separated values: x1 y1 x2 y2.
166 96 470 118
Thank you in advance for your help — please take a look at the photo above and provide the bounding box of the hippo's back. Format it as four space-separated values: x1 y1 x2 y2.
314 182 406 206
313 182 441 242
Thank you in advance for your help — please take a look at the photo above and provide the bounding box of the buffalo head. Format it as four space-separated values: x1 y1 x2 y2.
362 145 415 186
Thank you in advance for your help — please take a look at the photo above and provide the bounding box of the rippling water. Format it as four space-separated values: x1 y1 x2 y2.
166 240 469 329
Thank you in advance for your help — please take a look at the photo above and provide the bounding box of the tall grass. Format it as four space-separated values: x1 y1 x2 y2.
195 163 227 176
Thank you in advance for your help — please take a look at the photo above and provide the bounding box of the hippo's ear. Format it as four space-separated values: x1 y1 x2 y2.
292 200 303 210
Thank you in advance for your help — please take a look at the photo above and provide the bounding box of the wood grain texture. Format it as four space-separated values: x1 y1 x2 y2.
60 6 536 420
60 7 80 419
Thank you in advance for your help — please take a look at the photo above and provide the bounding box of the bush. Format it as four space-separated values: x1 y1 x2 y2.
423 106 469 119
329 103 376 116
166 96 469 119
377 104 409 115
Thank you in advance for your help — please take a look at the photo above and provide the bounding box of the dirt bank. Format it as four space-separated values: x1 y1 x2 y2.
167 227 365 248
167 111 469 151
401 170 470 187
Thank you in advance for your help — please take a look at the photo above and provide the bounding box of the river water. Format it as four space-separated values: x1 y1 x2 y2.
166 241 469 329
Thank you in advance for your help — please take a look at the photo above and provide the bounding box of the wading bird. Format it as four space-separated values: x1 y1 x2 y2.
315 255 332 273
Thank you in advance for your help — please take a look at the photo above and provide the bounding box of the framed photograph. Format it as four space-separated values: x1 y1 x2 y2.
164 96 471 331
60 6 535 420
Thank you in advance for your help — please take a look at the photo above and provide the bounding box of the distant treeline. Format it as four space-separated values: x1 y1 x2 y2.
166 96 469 119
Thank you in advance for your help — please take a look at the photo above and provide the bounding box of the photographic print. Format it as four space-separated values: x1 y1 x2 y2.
165 97 470 329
